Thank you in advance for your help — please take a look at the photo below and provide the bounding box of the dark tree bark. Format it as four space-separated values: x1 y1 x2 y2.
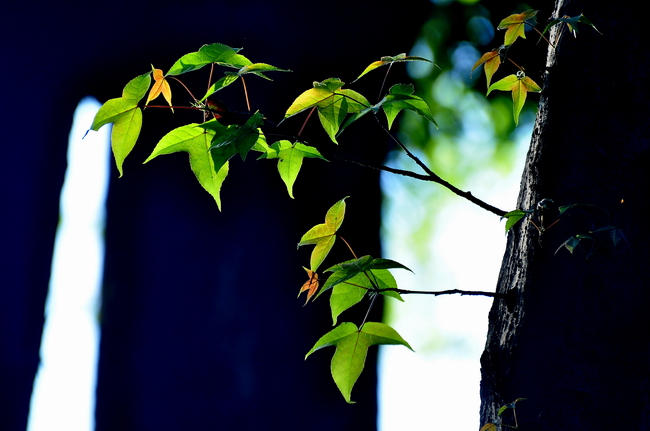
480 0 650 429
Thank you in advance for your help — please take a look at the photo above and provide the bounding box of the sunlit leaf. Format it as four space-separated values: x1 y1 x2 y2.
282 78 370 143
502 209 528 232
91 72 152 176
166 43 250 76
298 267 319 305
471 49 501 87
200 73 240 102
144 121 229 209
145 66 173 111
380 84 437 129
354 53 432 82
480 424 497 431
201 112 265 173
237 62 292 80
305 321 413 403
258 140 327 198
487 72 541 125
298 197 347 272
339 84 436 135
497 9 538 46
326 265 404 325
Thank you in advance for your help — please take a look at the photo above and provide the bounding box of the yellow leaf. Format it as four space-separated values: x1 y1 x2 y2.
145 65 173 112
298 267 319 305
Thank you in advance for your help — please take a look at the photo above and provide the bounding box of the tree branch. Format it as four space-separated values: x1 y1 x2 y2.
330 150 508 217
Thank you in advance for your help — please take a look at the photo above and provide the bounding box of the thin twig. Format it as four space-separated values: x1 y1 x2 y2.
329 148 508 217
376 287 508 299
168 76 198 101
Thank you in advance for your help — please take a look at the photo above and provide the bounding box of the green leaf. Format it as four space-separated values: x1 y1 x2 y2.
480 424 498 431
327 266 404 325
354 53 432 82
497 398 527 416
502 209 528 232
591 225 625 247
166 43 250 76
380 84 437 129
339 84 437 136
202 112 265 173
144 121 229 209
318 256 410 319
282 78 370 143
258 140 327 198
497 9 538 46
542 14 602 38
555 234 593 255
487 72 541 125
305 322 413 403
200 73 240 102
237 62 292 80
298 197 347 272
91 72 152 176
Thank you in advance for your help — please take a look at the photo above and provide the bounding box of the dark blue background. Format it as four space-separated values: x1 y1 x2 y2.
1 1 430 430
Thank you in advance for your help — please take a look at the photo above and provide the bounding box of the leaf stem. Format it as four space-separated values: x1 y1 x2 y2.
377 62 393 102
298 106 317 137
168 76 198 101
339 236 358 259
359 293 378 330
242 76 252 112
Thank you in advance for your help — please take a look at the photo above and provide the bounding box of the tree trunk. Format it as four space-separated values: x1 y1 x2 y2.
480 1 650 429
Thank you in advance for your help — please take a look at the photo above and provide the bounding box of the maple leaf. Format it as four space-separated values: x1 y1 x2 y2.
353 53 433 82
338 83 437 136
297 197 347 272
257 140 327 198
144 120 229 209
298 267 319 305
319 256 409 324
282 78 370 143
305 321 413 403
91 72 152 176
497 9 538 46
145 66 173 111
487 71 541 125
542 14 603 39
471 49 502 88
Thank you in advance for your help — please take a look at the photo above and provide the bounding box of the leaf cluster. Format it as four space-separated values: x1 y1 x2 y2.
297 198 414 403
472 9 599 124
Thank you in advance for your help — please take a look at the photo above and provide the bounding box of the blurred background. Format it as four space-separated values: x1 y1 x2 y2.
1 1 541 430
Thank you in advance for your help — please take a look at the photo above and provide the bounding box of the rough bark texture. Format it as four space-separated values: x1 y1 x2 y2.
480 0 650 429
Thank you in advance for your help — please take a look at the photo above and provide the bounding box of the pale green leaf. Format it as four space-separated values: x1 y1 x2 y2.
144 122 229 209
298 197 347 272
166 43 250 76
306 322 412 403
283 79 370 143
110 108 143 177
258 140 327 198
354 53 432 82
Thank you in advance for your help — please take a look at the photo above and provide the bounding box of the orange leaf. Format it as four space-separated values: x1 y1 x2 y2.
298 267 319 305
145 66 173 111
497 9 538 46
472 49 501 87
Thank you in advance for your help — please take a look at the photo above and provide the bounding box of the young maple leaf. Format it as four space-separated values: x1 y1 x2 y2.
487 71 541 125
145 66 173 112
497 9 538 46
472 49 501 87
298 267 319 305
